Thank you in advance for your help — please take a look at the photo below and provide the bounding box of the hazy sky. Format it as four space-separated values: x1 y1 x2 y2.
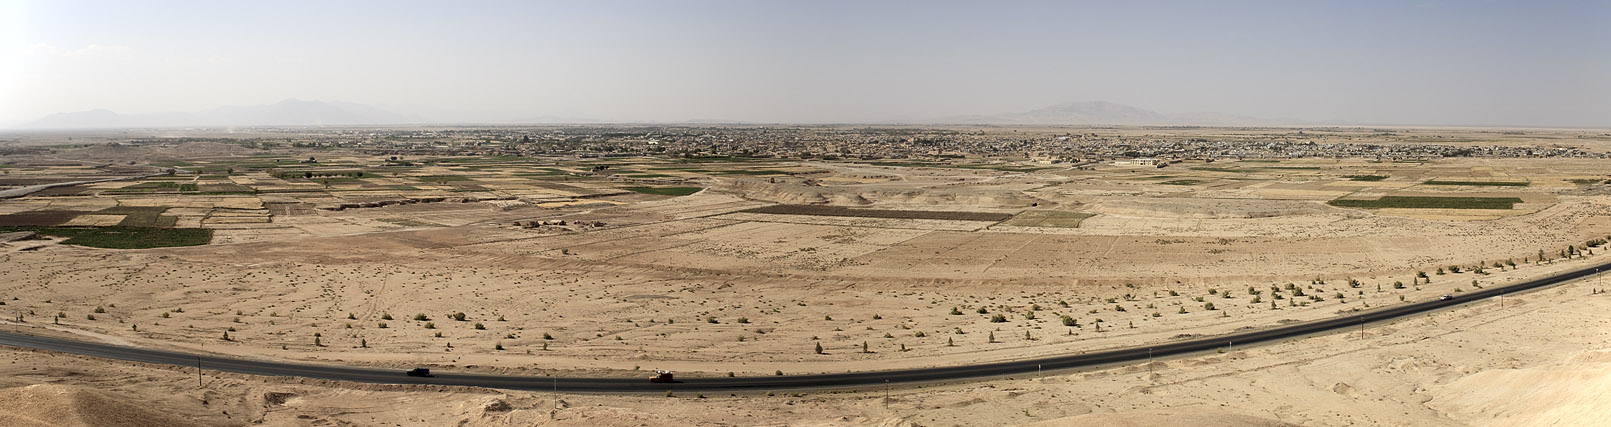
3 0 1608 127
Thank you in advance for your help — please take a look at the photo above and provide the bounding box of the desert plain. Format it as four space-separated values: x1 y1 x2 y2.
2 125 1611 426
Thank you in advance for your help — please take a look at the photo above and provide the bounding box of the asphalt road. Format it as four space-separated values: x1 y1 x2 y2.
2 261 1607 393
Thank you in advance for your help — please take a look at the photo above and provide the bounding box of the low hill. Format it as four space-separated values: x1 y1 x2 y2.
0 384 209 427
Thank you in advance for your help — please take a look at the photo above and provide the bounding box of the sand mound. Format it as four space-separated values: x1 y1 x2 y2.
717 178 1042 207
1022 408 1296 427
156 141 255 158
0 384 207 427
1431 362 1611 426
58 143 153 161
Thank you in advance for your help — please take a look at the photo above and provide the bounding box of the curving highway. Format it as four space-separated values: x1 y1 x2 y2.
2 261 1607 393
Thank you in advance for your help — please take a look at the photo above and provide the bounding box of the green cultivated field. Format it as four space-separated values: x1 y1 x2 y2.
1328 196 1525 210
1001 210 1095 228
0 226 212 249
97 206 179 227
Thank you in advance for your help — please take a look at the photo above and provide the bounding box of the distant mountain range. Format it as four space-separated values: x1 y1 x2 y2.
18 99 1300 129
927 101 1299 126
21 99 423 129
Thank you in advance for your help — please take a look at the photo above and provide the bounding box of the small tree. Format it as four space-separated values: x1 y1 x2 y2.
815 342 824 354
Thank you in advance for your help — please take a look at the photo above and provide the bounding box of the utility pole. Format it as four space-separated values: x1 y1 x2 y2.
196 356 202 388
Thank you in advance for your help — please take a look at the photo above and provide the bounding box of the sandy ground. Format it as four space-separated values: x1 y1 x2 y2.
3 272 1610 426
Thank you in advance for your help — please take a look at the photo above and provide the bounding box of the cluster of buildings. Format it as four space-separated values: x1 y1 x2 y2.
184 126 1608 162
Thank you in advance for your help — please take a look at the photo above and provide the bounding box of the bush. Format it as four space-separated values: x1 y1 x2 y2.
451 312 467 321
423 322 435 329
1061 315 1076 327
413 313 429 321
950 307 963 315
990 314 1007 323
1203 302 1216 310
474 323 486 330
815 342 823 354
